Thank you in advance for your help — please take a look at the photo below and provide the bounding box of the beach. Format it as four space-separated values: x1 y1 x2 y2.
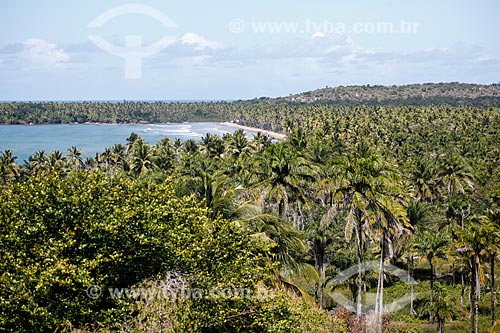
220 122 287 141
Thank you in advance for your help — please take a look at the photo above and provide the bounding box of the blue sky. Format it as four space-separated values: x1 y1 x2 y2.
1 0 499 100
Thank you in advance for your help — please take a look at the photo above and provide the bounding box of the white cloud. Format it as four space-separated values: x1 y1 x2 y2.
180 33 223 50
0 39 69 70
142 32 499 86
311 32 325 39
21 39 69 63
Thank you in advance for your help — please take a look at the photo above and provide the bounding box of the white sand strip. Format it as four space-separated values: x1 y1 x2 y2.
221 122 287 141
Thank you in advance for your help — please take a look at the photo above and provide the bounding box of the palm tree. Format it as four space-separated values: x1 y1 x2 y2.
227 129 252 159
126 132 140 152
421 282 456 333
172 138 183 157
457 219 496 333
305 212 335 310
110 144 128 173
47 150 66 175
0 150 19 185
84 157 96 170
67 146 84 170
250 132 271 153
129 139 156 177
415 230 448 323
288 127 307 151
194 170 313 295
198 171 244 220
373 196 410 331
438 154 474 197
482 215 500 327
404 200 432 315
330 142 409 320
183 139 198 155
199 133 224 158
152 139 174 172
410 158 438 202
486 203 500 327
24 150 48 176
251 143 315 228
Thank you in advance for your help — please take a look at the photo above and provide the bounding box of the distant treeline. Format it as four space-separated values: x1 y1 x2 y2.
2 83 500 125
0 101 228 124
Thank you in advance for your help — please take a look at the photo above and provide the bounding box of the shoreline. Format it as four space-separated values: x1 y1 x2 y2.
0 121 287 141
220 122 286 141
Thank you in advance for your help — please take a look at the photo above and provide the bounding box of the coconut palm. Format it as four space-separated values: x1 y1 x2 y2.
194 170 313 295
404 200 433 315
288 127 308 151
226 129 252 159
183 139 198 155
125 132 140 152
482 214 500 327
304 207 348 310
415 230 449 322
24 150 48 176
152 139 174 172
438 154 474 197
457 219 497 333
372 196 410 331
47 150 66 175
67 146 84 170
421 282 456 333
110 144 128 172
199 133 224 158
172 138 183 157
250 131 271 153
251 143 316 227
410 158 439 202
129 139 156 177
330 142 410 320
0 150 19 185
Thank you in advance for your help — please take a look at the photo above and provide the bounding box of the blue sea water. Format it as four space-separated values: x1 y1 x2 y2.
0 123 255 163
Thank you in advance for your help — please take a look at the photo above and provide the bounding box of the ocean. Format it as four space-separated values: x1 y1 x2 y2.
0 122 256 163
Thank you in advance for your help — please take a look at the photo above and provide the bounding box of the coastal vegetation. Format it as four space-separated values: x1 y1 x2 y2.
1 83 500 332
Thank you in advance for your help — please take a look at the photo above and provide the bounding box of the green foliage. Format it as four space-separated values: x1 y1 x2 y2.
0 171 274 332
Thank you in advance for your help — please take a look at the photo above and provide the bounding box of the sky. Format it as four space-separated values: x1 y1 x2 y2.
0 0 499 100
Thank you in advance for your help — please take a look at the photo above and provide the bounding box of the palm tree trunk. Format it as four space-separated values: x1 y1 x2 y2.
375 229 385 333
461 266 465 306
356 218 363 319
438 317 444 333
320 261 325 310
474 253 480 333
475 253 481 299
491 254 495 327
313 251 320 306
409 256 415 316
469 256 476 333
430 261 434 323
452 263 456 286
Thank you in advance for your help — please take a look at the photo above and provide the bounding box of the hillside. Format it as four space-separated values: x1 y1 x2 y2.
279 82 500 106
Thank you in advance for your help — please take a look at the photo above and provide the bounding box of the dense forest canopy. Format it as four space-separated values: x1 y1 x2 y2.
1 82 500 332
